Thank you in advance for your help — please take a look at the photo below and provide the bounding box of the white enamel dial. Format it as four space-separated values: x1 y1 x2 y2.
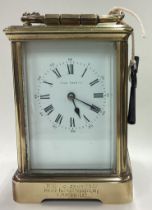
23 40 116 171
35 59 106 133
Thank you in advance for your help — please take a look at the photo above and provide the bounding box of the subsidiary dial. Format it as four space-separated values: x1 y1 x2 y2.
34 59 107 132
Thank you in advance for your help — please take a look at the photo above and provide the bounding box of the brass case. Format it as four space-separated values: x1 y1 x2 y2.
4 17 133 203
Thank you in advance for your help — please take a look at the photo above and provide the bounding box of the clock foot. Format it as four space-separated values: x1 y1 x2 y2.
12 169 132 203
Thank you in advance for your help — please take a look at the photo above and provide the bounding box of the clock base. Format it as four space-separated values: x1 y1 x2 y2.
12 170 132 204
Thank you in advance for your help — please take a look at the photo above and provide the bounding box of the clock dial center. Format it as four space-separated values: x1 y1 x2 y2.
67 92 76 100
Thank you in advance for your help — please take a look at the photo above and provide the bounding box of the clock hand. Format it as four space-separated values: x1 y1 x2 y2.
67 92 81 118
72 99 81 118
67 92 101 113
74 97 101 113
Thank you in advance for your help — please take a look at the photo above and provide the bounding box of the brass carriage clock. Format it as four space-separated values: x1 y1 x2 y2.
4 12 135 203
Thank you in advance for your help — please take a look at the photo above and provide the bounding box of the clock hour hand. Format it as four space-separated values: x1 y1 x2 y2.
72 99 81 118
68 92 81 118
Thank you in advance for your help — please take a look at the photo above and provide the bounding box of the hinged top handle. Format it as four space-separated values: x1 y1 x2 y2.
21 12 125 26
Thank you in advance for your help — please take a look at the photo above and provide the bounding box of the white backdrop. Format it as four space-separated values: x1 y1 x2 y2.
0 0 152 210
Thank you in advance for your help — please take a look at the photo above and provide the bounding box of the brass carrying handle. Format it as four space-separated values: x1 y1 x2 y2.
21 12 125 26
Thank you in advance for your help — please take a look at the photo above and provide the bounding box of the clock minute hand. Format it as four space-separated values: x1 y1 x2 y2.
67 92 100 114
74 97 101 113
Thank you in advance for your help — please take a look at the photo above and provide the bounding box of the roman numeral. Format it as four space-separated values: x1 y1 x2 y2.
83 115 90 122
40 94 50 99
93 93 103 98
44 104 54 115
67 64 74 74
52 68 61 78
81 67 88 77
43 81 53 86
89 79 99 86
55 114 63 125
70 117 75 127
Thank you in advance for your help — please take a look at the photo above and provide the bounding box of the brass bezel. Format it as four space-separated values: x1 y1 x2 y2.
5 22 133 203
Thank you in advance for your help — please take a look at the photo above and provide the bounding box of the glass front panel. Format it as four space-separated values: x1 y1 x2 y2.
23 40 117 173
